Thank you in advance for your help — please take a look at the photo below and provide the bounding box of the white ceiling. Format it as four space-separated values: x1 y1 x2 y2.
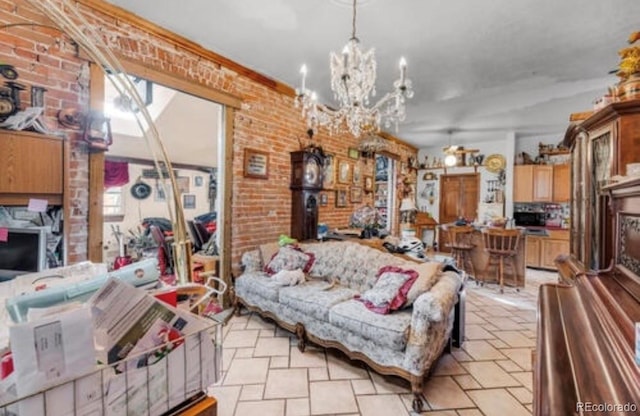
106 0 640 147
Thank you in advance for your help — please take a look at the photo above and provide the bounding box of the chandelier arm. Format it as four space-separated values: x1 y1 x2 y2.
351 0 357 40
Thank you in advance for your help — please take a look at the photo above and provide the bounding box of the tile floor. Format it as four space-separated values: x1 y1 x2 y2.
209 269 556 416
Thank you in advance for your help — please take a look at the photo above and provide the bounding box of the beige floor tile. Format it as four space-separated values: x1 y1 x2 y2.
480 306 514 317
461 362 520 388
351 378 376 395
465 311 487 324
308 367 329 381
260 328 276 337
451 348 474 362
500 348 533 371
421 411 457 416
465 324 495 340
222 348 236 372
457 409 484 416
486 317 525 331
235 399 285 416
422 376 475 410
207 385 241 416
508 387 533 404
234 347 254 358
467 388 530 416
357 394 408 416
239 384 264 401
309 380 358 415
327 353 369 379
462 340 507 360
432 354 468 376
487 339 509 349
400 393 430 413
224 329 259 348
493 331 535 348
511 371 533 391
224 357 270 385
264 368 308 399
526 404 533 412
286 398 310 416
290 346 327 368
246 315 277 330
369 372 410 394
270 356 290 368
453 375 482 390
254 336 291 357
229 322 247 331
496 359 523 372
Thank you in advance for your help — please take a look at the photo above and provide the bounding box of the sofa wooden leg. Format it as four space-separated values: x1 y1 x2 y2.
410 376 424 413
232 294 242 316
295 323 307 353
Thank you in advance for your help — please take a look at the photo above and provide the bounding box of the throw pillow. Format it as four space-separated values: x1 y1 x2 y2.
265 246 315 276
357 266 418 314
404 262 444 307
259 242 280 267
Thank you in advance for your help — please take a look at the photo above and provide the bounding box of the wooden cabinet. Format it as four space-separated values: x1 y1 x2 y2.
525 235 541 267
525 230 569 270
564 99 640 269
514 165 568 203
552 164 570 202
0 130 66 205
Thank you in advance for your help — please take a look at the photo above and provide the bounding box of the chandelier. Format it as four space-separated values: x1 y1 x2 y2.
295 0 414 138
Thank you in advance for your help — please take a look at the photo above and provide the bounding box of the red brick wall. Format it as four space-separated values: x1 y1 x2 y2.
1 0 416 269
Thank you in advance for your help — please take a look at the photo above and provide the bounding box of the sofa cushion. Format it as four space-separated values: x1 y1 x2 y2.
265 246 315 275
235 271 283 302
405 262 444 307
329 299 412 352
279 282 357 322
357 266 418 314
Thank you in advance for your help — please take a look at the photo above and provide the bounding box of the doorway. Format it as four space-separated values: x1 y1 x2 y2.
438 173 479 251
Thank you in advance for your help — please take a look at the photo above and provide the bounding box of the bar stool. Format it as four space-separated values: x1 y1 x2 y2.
441 224 476 279
481 227 522 293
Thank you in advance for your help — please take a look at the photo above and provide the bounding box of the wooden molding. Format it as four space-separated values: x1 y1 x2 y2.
75 0 295 97
378 131 418 152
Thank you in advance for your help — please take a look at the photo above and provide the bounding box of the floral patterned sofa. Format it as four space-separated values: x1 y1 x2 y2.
234 241 464 412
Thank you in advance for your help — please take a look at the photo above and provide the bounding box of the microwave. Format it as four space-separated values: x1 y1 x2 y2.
513 211 546 227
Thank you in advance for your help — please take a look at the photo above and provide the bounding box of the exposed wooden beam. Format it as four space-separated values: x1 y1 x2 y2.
88 62 105 262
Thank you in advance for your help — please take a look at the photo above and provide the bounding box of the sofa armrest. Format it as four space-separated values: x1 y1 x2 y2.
241 249 262 273
403 271 462 374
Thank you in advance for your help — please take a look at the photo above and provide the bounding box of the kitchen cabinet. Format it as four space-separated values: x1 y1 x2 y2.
0 130 66 205
514 165 565 203
525 230 569 270
552 164 570 202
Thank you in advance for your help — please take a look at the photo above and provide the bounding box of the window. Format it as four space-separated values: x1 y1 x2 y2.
104 187 125 221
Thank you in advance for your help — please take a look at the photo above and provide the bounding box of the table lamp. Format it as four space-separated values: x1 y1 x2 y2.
400 197 417 239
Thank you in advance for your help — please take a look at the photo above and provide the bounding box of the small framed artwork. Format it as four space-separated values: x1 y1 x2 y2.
154 182 171 202
353 162 361 185
350 186 363 203
244 148 269 179
335 189 347 208
364 175 373 192
177 176 190 194
183 194 196 209
194 176 203 187
337 159 351 184
319 192 328 206
348 147 360 160
322 153 335 190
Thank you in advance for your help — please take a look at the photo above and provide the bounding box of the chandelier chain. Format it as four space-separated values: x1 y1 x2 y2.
351 0 357 40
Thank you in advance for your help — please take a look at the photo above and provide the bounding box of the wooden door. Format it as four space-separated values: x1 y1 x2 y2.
438 173 479 250
552 164 570 202
533 166 553 202
513 165 533 202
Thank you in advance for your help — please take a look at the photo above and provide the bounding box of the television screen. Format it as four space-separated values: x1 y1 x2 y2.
0 228 47 273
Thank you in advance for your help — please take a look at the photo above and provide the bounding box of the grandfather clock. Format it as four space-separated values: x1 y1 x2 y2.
290 150 324 241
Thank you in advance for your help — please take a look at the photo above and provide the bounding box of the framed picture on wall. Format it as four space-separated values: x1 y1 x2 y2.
350 186 363 203
353 162 361 185
194 176 203 187
364 175 373 192
183 194 196 209
348 147 360 160
335 189 347 207
177 176 190 194
244 148 269 179
154 183 171 202
322 153 335 189
319 192 328 206
338 159 351 184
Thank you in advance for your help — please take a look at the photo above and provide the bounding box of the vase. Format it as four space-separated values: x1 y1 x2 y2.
621 73 640 101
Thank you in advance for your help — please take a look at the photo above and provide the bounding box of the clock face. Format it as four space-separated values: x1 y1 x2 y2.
304 157 321 187
0 97 15 118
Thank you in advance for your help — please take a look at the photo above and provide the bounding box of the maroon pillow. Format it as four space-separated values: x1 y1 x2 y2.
356 266 418 314
264 246 315 276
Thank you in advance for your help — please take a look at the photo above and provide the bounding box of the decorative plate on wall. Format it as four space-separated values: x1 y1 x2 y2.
131 181 152 200
485 154 506 173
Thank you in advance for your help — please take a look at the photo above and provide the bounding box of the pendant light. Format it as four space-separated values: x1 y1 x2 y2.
444 130 458 167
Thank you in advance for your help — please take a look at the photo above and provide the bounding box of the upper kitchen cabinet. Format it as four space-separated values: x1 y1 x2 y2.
513 165 554 202
564 99 640 270
552 164 570 202
0 130 67 205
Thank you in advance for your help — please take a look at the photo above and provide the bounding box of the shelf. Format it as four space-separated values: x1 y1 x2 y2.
539 149 571 156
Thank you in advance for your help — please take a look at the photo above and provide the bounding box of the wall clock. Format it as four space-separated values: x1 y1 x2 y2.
485 154 506 173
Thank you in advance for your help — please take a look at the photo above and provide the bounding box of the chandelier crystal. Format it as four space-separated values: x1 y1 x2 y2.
295 0 414 138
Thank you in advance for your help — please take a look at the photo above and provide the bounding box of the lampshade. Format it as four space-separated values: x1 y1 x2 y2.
444 154 457 167
400 198 417 212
